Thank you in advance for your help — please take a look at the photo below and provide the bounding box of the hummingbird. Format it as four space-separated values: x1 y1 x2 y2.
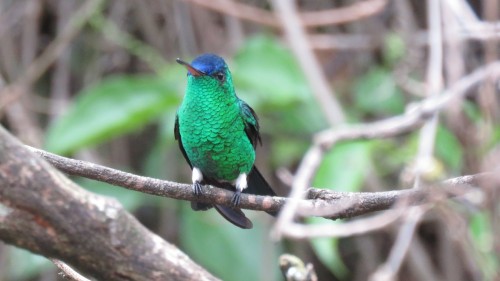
175 53 276 229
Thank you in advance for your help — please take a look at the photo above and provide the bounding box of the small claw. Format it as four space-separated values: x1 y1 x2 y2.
231 191 242 207
193 182 203 196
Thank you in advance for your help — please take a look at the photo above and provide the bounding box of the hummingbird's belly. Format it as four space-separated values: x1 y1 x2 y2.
182 127 255 181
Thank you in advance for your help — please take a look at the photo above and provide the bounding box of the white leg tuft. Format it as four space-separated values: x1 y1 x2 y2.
192 167 203 184
235 173 248 192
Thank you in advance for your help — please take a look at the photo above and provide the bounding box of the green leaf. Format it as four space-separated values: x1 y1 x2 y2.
45 74 180 155
309 141 373 277
435 126 463 172
383 33 405 66
313 141 373 191
469 212 499 280
309 220 348 278
233 35 328 134
270 138 309 167
180 206 281 281
233 35 310 108
354 67 405 116
463 100 483 123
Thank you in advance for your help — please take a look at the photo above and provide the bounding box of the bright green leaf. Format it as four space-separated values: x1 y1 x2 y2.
233 35 310 108
234 35 328 135
45 74 180 155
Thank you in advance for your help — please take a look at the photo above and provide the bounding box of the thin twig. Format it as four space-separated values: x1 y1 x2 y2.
51 259 91 281
372 4 443 278
413 0 444 188
89 13 167 72
281 207 404 239
368 207 428 281
271 0 345 125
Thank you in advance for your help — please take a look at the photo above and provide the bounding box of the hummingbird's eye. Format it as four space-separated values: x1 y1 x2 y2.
215 72 225 82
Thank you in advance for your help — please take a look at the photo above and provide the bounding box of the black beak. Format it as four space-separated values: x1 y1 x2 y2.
176 58 206 77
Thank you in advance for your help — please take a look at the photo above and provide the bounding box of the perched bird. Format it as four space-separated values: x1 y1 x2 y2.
175 53 276 229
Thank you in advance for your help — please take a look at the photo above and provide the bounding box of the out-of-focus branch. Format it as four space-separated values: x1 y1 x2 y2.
0 126 219 281
182 0 387 28
300 0 388 27
89 13 167 72
272 61 500 239
0 0 104 112
372 3 444 280
271 0 345 125
183 0 278 28
19 0 104 87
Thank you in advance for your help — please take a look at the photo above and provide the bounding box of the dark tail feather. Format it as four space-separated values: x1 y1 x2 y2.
245 167 278 216
191 201 213 211
245 167 276 196
214 205 253 229
192 202 253 229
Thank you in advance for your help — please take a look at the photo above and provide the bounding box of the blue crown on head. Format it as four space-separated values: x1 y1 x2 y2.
190 53 227 76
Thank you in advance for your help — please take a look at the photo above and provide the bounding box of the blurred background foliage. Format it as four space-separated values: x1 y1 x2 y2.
0 0 499 280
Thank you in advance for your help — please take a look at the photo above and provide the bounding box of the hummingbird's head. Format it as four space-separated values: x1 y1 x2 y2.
176 54 233 94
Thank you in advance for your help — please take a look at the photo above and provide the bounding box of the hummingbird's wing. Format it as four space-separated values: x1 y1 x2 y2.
174 113 192 169
239 100 261 148
239 101 277 216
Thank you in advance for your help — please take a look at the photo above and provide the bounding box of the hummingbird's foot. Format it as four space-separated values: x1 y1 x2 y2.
191 167 204 196
193 182 203 196
231 173 248 207
231 190 242 207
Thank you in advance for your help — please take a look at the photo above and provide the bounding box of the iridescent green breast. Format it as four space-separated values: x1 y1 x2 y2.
178 80 255 181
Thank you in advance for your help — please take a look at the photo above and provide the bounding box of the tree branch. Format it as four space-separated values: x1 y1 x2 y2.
25 145 492 221
0 126 219 281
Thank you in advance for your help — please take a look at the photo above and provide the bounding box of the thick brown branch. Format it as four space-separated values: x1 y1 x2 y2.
0 127 219 281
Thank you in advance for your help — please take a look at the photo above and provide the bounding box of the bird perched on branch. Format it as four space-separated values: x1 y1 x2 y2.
175 53 276 229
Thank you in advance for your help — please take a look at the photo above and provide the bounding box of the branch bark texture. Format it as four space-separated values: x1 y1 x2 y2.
0 127 218 281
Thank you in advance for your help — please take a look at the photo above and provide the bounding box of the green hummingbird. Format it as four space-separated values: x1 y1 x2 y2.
175 53 276 229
